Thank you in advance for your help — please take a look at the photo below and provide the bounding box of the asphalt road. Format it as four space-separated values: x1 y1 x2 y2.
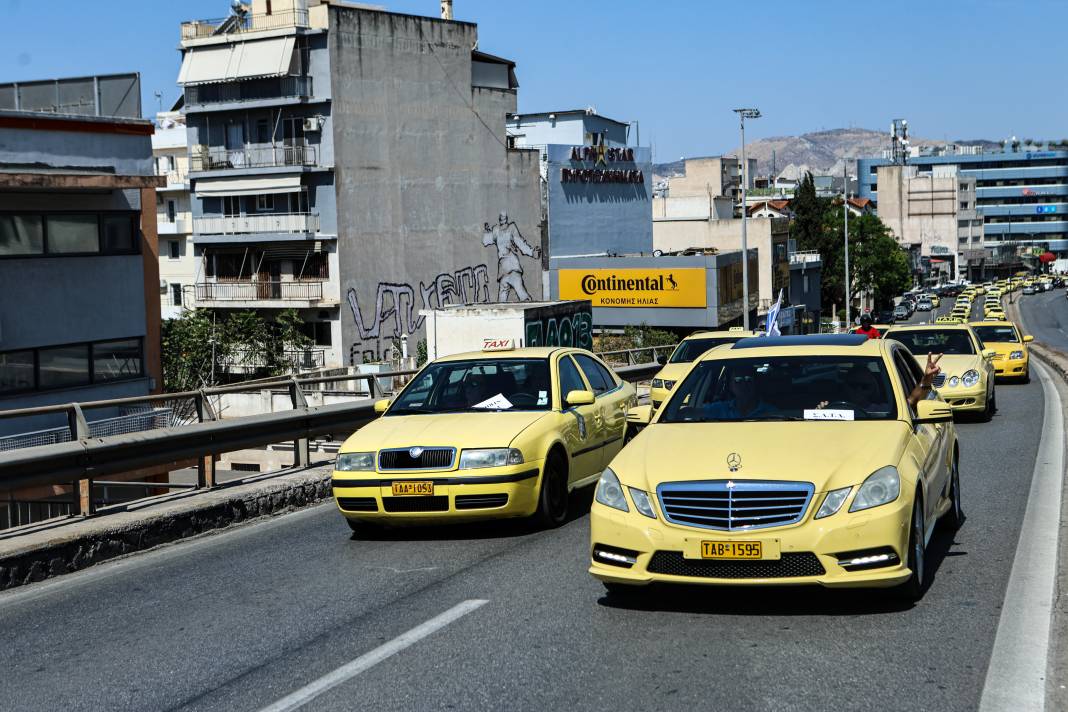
1016 287 1068 351
0 303 1052 712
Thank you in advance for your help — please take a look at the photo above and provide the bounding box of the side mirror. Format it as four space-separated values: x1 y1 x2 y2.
626 405 653 426
656 354 667 365
565 389 595 407
1023 335 1034 343
982 348 996 359
373 398 391 414
915 399 953 424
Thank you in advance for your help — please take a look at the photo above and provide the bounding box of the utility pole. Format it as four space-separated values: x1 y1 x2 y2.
733 108 761 330
844 160 851 327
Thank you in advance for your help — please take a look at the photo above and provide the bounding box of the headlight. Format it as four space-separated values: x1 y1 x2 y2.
849 466 900 512
1010 351 1024 360
948 376 960 387
336 452 375 471
651 379 664 389
628 487 657 518
961 369 980 388
815 487 851 519
594 467 629 512
663 380 677 390
459 448 523 469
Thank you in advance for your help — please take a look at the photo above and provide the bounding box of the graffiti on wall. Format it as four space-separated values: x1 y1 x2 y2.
524 309 593 350
482 211 539 302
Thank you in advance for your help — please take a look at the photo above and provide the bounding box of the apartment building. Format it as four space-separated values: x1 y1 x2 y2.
153 110 197 318
176 0 541 368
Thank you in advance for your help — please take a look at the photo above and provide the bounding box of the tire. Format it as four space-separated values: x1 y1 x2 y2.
981 390 994 422
893 494 927 602
534 452 569 528
942 457 964 530
1022 369 1031 384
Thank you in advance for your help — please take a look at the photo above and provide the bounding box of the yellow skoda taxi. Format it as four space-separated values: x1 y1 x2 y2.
884 324 996 420
970 320 1033 382
650 328 757 409
332 346 635 531
589 334 960 601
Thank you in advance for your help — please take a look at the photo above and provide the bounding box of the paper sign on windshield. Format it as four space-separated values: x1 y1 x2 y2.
473 393 513 410
803 409 855 421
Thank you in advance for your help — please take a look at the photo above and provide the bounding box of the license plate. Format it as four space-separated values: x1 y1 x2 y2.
391 481 434 496
701 541 762 559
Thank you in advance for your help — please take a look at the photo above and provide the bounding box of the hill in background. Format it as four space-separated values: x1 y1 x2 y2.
654 128 999 180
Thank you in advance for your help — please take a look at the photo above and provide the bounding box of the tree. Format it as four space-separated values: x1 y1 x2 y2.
819 208 911 310
790 172 828 250
160 309 220 392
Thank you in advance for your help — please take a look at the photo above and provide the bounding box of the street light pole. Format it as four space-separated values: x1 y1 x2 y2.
844 160 851 328
734 108 761 330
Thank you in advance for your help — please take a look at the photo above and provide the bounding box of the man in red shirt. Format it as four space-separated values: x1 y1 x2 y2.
855 313 881 340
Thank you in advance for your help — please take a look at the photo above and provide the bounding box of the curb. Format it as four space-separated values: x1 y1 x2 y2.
1004 297 1068 379
0 463 334 591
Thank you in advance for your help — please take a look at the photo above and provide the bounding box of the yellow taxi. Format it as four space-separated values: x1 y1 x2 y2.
589 334 960 601
935 315 962 324
970 320 1033 382
650 328 757 409
950 306 971 321
332 346 635 531
884 324 996 420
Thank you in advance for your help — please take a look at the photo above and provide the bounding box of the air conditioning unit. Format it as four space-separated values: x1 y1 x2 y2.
303 116 322 133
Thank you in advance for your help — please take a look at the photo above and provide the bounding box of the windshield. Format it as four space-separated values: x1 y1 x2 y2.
658 356 897 423
388 358 552 414
889 329 976 355
973 325 1019 344
669 337 743 363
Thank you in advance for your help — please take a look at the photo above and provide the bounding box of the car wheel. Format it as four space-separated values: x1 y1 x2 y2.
981 390 994 422
534 451 569 528
894 494 927 602
942 457 964 530
1022 369 1030 384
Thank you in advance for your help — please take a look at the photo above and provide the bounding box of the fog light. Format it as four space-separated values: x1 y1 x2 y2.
835 546 900 571
593 544 640 568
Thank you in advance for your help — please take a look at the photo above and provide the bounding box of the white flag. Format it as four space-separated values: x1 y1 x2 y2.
765 289 783 337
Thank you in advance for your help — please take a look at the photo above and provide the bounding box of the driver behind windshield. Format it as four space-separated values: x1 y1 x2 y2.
700 365 776 419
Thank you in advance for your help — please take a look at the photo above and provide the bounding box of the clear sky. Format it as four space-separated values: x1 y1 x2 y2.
2 0 1065 161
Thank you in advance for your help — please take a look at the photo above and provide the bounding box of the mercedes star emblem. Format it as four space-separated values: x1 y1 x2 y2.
727 453 742 472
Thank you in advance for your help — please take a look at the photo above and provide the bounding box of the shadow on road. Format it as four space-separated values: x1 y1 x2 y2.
597 518 966 617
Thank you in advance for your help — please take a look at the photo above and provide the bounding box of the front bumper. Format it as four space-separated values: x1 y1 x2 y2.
935 382 988 412
588 493 913 589
649 386 670 410
993 356 1028 379
331 460 543 524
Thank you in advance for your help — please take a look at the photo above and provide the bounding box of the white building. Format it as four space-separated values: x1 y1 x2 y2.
153 110 197 319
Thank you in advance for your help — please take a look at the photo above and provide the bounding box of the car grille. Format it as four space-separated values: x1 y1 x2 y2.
657 480 814 531
647 551 825 579
336 496 377 512
932 373 947 388
455 494 509 510
382 496 449 512
991 353 1006 361
378 447 455 471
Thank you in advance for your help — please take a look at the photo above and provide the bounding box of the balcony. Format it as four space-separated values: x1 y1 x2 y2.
156 168 189 189
157 219 191 235
181 9 310 40
193 212 319 236
184 76 313 107
196 281 325 302
191 145 317 172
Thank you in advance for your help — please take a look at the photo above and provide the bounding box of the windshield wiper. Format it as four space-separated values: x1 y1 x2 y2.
740 415 806 421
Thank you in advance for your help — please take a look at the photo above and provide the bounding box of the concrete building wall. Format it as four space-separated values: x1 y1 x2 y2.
877 164 964 279
328 7 542 365
666 157 750 200
508 113 628 148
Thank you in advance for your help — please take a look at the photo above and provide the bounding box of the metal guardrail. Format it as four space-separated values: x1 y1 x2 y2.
0 363 659 526
597 344 674 367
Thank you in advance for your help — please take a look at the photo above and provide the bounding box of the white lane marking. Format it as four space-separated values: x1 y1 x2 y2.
979 361 1064 712
258 599 488 712
0 502 333 610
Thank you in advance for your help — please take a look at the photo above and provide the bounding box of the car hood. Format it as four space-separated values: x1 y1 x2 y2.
653 363 690 384
339 410 550 454
612 420 910 493
982 341 1025 356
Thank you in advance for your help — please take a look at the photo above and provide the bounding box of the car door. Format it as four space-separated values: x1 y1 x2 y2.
555 353 602 484
892 349 947 525
574 353 629 465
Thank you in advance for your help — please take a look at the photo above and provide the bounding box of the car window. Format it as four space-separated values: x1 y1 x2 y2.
891 350 923 416
574 354 615 395
972 325 1019 343
389 358 552 414
669 337 742 363
889 329 976 355
557 355 588 406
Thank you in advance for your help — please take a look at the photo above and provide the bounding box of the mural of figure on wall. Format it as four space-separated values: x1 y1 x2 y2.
482 211 540 302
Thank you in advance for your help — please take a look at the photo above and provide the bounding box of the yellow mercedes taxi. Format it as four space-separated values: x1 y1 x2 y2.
332 346 635 531
649 328 757 409
935 315 962 325
970 320 1033 382
884 324 997 420
589 334 960 601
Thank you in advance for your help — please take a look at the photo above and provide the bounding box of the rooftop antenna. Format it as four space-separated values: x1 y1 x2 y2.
154 90 163 114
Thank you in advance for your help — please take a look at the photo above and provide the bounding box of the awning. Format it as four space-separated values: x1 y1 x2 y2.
195 174 302 197
177 36 296 86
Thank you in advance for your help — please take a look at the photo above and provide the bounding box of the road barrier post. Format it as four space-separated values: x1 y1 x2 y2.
67 404 95 516
290 378 311 467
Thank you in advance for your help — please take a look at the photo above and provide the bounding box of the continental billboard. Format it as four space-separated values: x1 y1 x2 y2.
558 268 707 308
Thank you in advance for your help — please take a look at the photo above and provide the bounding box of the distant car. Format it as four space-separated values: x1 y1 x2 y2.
916 299 934 311
876 309 897 325
1052 277 1064 288
893 305 910 320
1022 284 1037 295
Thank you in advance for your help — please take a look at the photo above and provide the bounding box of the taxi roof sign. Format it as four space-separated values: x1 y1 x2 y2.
728 326 745 332
482 338 516 351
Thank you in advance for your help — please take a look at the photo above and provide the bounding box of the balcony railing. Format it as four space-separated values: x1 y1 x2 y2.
156 168 188 187
193 212 319 235
184 76 313 106
181 9 310 40
196 281 325 302
191 144 317 172
789 250 821 265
